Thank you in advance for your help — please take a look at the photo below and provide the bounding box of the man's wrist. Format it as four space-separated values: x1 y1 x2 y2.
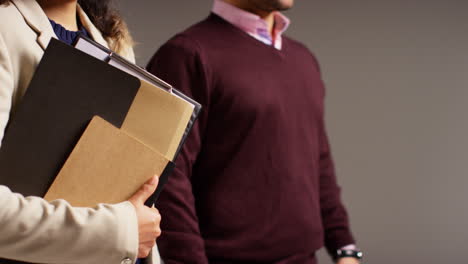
332 245 363 262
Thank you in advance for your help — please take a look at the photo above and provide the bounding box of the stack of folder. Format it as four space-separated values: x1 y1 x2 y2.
0 37 201 208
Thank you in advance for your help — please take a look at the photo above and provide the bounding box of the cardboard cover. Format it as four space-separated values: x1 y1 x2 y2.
121 81 194 161
44 116 169 207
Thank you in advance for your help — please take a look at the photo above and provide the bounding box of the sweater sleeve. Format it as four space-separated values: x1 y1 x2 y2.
318 123 356 253
315 61 356 253
147 35 211 264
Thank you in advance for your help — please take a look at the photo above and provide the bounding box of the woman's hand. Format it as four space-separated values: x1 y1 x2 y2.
128 176 162 258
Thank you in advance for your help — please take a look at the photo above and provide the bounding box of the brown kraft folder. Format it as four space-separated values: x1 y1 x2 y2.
44 116 169 207
122 80 194 161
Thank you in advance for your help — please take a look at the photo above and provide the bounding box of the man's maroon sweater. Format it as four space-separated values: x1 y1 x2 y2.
147 14 355 264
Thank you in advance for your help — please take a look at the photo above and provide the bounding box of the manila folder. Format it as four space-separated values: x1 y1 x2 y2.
44 116 169 207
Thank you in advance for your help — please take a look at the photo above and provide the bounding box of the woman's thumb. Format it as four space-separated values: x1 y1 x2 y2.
129 175 159 205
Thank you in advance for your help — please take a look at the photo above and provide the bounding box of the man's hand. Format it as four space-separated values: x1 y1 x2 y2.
336 257 361 264
128 176 162 258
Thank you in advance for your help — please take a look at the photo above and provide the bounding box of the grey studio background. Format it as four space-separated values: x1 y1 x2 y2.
117 1 468 264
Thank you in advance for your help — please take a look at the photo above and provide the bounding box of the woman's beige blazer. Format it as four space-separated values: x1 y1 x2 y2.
0 1 160 264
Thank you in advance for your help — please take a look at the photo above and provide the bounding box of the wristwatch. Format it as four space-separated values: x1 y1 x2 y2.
333 248 363 262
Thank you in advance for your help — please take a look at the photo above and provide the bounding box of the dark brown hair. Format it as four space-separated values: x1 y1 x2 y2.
77 0 133 52
0 0 133 52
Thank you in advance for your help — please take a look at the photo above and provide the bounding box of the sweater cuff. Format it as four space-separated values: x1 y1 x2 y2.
325 231 356 254
340 244 358 250
112 201 139 263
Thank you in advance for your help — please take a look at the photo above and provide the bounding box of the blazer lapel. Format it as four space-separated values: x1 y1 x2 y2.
10 1 109 50
11 0 56 50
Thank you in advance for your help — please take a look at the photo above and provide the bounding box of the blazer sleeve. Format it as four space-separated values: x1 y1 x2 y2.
0 185 139 264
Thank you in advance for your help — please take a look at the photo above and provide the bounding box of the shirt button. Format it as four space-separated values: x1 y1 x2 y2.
121 257 133 264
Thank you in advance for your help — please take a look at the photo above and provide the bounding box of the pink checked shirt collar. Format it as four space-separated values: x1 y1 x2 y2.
212 0 290 50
